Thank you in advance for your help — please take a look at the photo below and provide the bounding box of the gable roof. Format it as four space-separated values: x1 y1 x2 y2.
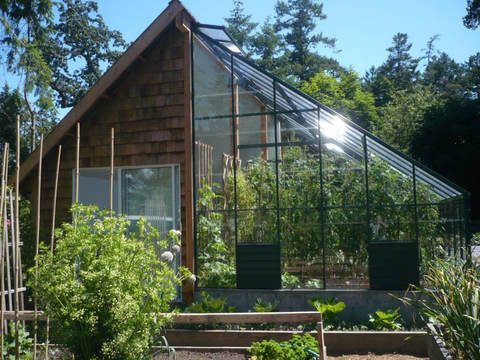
11 0 196 185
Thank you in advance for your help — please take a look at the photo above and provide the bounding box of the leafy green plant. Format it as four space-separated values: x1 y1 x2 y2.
2 322 33 359
281 272 300 288
248 333 319 360
367 308 403 330
308 296 346 328
186 292 237 313
396 254 480 360
253 298 280 312
30 204 191 360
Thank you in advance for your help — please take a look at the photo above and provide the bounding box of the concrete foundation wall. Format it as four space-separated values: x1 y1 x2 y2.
196 288 423 327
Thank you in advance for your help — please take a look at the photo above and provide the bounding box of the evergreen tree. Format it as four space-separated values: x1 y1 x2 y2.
463 52 480 99
363 33 419 107
464 0 480 29
422 52 464 98
274 0 337 82
224 0 258 58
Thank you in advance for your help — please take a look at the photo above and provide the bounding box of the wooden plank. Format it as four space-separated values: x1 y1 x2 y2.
170 311 321 324
3 310 47 321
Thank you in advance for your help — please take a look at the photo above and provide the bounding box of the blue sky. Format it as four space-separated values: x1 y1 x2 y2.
95 0 480 77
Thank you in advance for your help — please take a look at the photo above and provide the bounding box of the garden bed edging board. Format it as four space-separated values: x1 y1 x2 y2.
160 329 429 357
427 323 453 360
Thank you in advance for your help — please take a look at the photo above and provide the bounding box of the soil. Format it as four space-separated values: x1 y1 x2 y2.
154 350 428 359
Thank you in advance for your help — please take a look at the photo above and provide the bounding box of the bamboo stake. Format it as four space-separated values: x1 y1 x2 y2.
110 128 114 215
45 145 61 360
75 123 80 204
33 134 43 360
0 142 9 359
14 115 20 359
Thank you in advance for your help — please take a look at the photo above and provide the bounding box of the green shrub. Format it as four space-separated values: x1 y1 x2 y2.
367 308 403 330
30 204 191 360
248 333 319 360
396 254 480 360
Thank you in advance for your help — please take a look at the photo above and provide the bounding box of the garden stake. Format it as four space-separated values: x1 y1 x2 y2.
0 142 9 359
14 115 20 359
45 144 62 360
110 128 114 216
33 134 44 360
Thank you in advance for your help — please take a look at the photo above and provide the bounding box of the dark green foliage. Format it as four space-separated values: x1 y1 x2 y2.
411 97 480 221
186 292 237 313
224 0 258 57
364 33 420 107
274 0 337 82
43 0 128 108
248 333 319 360
464 0 480 29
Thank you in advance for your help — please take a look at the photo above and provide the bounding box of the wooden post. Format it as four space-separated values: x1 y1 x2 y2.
317 313 327 360
33 134 44 360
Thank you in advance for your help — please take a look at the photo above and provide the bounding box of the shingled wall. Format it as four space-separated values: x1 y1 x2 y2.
23 26 192 292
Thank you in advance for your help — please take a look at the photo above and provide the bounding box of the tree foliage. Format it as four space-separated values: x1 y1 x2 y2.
300 68 379 129
275 0 338 82
464 0 480 30
0 0 127 152
224 0 258 58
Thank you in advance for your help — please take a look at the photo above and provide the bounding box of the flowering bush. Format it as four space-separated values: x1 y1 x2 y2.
29 204 192 360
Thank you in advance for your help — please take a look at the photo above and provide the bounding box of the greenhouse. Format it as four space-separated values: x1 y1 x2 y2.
192 24 470 290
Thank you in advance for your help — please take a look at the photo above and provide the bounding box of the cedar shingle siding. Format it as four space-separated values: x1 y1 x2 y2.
24 27 188 263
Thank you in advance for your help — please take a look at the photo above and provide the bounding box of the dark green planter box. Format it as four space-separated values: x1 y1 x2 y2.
369 241 419 290
236 243 281 289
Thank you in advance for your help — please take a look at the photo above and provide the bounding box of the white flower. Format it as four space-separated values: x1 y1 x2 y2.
171 245 181 254
160 251 174 262
188 274 196 284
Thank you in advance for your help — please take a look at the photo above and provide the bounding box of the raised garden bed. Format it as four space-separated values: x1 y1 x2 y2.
160 329 428 357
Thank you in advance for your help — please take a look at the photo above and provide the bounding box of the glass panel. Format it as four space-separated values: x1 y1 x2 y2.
234 58 274 114
193 35 232 119
280 209 323 289
369 205 415 242
195 117 232 187
278 145 320 209
76 168 119 212
324 209 369 289
122 167 176 237
236 209 277 244
279 111 318 145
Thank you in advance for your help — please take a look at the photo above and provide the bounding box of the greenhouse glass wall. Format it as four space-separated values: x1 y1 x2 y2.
192 24 470 290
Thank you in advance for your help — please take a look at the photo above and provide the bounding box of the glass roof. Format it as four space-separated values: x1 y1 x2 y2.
193 25 467 201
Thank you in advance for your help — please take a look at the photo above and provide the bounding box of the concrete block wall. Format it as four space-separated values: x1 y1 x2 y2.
196 288 423 327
